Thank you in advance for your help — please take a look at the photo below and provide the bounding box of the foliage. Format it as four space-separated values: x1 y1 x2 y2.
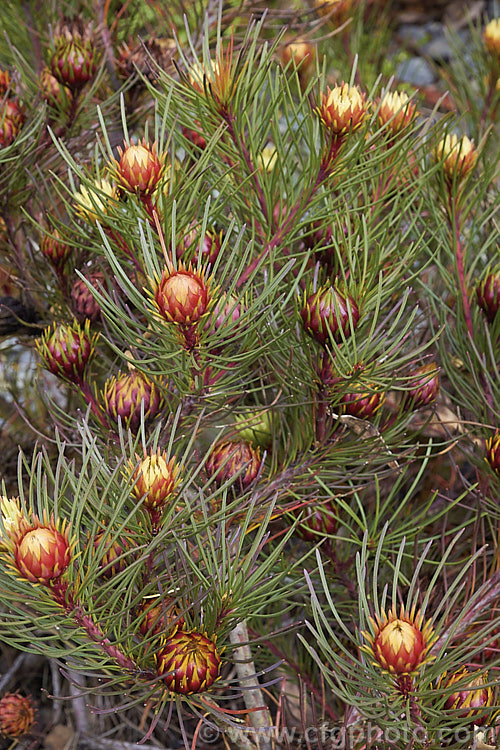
0 0 498 748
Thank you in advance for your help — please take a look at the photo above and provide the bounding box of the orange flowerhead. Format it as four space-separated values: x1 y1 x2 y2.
439 668 493 726
0 693 35 738
377 91 417 136
0 495 26 549
114 139 165 196
128 450 182 512
280 39 315 84
0 98 25 148
483 19 500 59
434 134 478 185
156 630 221 694
13 516 72 585
74 178 118 223
154 266 210 326
317 83 367 137
364 605 435 675
0 68 11 97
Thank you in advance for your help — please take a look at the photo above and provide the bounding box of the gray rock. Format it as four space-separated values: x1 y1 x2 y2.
397 57 436 87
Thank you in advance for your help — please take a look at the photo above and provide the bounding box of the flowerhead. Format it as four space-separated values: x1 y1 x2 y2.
377 90 417 135
483 19 500 59
13 515 72 585
113 139 165 196
128 450 182 511
317 83 368 137
0 496 26 549
363 605 435 675
434 133 478 185
74 178 118 223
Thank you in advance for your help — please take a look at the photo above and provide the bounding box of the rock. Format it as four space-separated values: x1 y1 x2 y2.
397 56 436 86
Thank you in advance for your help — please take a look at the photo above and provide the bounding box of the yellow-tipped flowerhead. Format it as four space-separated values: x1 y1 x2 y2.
113 139 165 196
40 230 71 268
0 496 26 549
206 440 262 491
476 272 500 323
317 83 368 137
0 98 25 148
301 286 360 346
340 386 385 420
188 35 243 110
434 133 478 185
13 516 72 585
403 363 440 411
154 266 210 326
92 531 133 578
377 91 417 135
137 595 185 638
0 693 35 738
129 450 181 512
439 668 493 726
50 37 97 89
102 370 164 432
74 178 117 224
36 320 96 384
486 431 500 475
156 630 221 694
484 19 500 60
364 605 435 675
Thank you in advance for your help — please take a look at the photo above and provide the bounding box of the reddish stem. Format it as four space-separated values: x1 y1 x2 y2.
49 580 141 672
236 132 344 289
446 186 473 338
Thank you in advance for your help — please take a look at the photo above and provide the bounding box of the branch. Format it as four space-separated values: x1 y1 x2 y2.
229 620 274 750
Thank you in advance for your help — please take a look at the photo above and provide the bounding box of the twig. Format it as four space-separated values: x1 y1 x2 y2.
0 652 26 692
80 736 160 749
67 669 91 735
229 620 273 750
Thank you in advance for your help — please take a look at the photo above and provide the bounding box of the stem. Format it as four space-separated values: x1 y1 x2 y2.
223 112 269 226
315 351 330 444
229 620 273 750
50 580 145 674
447 186 473 338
